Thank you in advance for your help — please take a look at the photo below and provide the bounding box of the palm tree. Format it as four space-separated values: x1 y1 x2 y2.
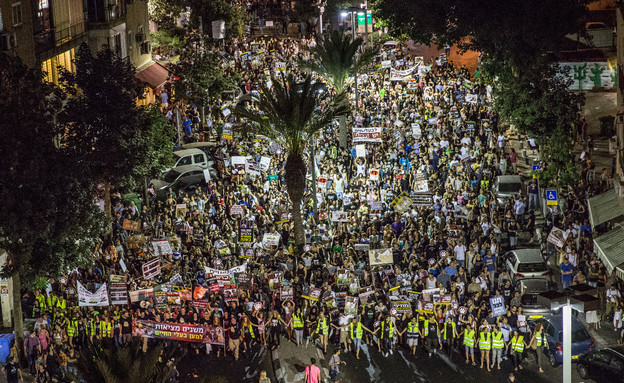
75 339 174 383
234 73 349 253
300 30 378 148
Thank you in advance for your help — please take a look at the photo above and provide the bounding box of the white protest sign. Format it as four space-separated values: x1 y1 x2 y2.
245 160 261 176
230 205 244 215
355 144 366 157
203 168 211 182
331 211 349 222
353 127 382 143
152 240 173 257
259 156 271 170
78 281 110 307
262 233 281 247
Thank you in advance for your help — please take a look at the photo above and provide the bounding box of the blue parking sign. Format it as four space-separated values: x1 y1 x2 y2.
489 296 506 317
532 165 540 171
546 189 558 206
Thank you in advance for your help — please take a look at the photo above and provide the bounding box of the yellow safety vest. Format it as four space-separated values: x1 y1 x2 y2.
443 321 456 340
100 321 112 338
479 332 491 350
463 329 475 347
350 322 363 339
407 322 419 338
381 321 394 339
316 319 328 335
491 332 504 349
535 331 545 347
66 320 78 337
292 314 304 329
511 336 524 353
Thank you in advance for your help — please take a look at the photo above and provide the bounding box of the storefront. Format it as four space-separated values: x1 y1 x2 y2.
134 61 170 105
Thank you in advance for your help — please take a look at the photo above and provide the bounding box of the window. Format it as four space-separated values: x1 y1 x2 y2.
0 9 4 31
177 156 192 166
12 2 22 26
113 33 122 57
194 154 204 164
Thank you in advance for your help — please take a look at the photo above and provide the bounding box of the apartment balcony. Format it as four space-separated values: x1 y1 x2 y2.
35 22 88 61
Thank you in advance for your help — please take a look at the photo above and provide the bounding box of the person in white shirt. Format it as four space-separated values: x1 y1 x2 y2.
606 285 621 317
454 242 467 269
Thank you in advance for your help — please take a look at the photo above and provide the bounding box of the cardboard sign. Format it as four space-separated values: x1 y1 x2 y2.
230 205 244 215
369 248 393 265
392 301 412 314
262 233 280 247
259 156 271 170
369 201 383 210
122 220 141 231
77 281 110 307
152 240 173 257
239 220 254 242
547 226 568 248
355 144 366 157
369 168 379 181
142 259 161 280
354 243 370 252
331 211 349 222
280 285 294 301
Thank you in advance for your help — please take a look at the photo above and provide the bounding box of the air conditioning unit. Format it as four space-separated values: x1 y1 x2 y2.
135 33 144 43
140 41 151 55
0 32 17 51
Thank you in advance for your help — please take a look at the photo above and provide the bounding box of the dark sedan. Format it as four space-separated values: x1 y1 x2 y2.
577 346 624 382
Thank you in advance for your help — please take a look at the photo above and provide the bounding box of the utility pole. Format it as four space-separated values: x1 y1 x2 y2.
363 1 369 47
562 301 572 383
351 12 358 112
319 5 324 34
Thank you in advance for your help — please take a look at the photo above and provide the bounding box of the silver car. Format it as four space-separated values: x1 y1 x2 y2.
515 278 553 319
493 175 523 207
504 248 551 284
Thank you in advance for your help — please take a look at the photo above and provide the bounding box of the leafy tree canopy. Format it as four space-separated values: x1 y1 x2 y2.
372 0 590 68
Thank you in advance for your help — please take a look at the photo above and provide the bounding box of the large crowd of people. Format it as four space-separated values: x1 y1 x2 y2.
11 18 624 383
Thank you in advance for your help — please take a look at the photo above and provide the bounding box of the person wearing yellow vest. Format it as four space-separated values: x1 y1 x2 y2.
99 316 112 348
349 317 371 360
402 316 420 355
529 323 549 373
442 316 458 357
291 307 305 346
380 316 395 357
315 313 329 353
507 329 527 371
463 323 476 366
478 326 492 371
491 326 505 370
66 317 79 348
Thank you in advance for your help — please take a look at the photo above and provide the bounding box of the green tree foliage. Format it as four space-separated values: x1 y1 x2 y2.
372 0 590 68
186 0 248 40
483 59 583 186
0 53 104 361
300 30 377 147
151 28 187 57
171 50 240 113
148 0 185 30
76 339 173 383
59 44 175 217
235 74 349 252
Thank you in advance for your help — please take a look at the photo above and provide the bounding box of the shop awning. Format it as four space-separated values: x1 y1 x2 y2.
587 188 624 227
135 62 170 90
594 226 624 277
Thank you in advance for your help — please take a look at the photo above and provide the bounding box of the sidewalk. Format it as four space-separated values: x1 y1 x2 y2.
272 336 330 383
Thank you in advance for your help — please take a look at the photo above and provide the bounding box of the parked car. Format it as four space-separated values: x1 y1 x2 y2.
493 175 523 208
577 346 624 382
152 165 209 199
180 142 218 159
172 148 212 169
535 314 594 366
504 248 551 284
515 278 554 319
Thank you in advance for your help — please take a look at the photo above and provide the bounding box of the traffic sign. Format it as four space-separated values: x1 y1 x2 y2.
532 165 541 171
546 189 558 206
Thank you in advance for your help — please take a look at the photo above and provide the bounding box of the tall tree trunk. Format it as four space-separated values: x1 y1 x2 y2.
339 115 348 149
284 152 306 255
11 266 24 366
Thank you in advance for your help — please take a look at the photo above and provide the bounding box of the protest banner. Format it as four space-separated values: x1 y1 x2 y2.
414 173 429 193
331 211 349 222
122 219 141 232
109 282 128 305
369 201 383 210
369 168 379 181
358 287 375 305
354 243 370 252
236 273 253 290
465 93 478 104
142 258 161 280
239 220 254 242
245 160 261 176
392 301 412 314
223 285 238 303
353 127 382 143
230 205 244 215
390 191 413 213
262 233 280 247
489 296 506 317
345 296 358 316
369 248 393 266
389 66 416 81
280 285 294 301
547 226 568 248
78 282 110 307
221 123 233 141
129 288 154 303
154 289 168 309
137 321 210 343
152 240 173 257
259 156 271 170
381 60 391 69
302 287 322 301
275 61 286 71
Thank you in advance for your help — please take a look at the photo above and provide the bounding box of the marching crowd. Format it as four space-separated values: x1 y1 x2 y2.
11 25 624 383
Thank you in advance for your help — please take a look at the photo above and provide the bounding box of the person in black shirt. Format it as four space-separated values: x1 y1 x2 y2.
3 358 22 383
501 280 514 306
229 317 242 361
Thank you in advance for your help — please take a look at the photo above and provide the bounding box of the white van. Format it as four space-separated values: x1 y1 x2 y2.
172 148 211 169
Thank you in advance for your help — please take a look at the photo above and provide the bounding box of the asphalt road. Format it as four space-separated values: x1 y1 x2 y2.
327 342 595 383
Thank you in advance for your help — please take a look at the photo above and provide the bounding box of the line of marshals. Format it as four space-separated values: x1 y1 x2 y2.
312 312 546 373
